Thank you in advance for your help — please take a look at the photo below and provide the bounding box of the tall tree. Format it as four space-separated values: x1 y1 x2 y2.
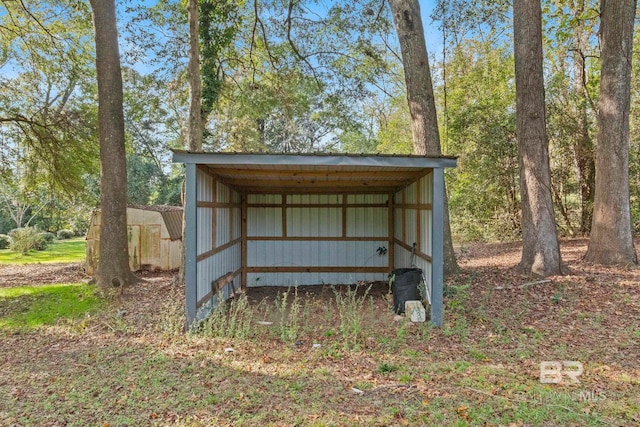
513 0 564 276
0 0 98 193
89 0 136 288
584 0 638 265
387 0 459 275
187 0 203 152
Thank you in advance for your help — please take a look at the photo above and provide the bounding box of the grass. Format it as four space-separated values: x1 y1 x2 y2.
0 237 86 264
0 283 103 331
1 237 639 426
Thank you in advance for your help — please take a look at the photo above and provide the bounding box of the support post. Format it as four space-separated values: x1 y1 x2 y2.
431 168 445 327
241 193 248 290
388 192 395 272
185 163 198 329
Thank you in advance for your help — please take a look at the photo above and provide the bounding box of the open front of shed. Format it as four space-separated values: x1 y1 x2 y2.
172 151 457 329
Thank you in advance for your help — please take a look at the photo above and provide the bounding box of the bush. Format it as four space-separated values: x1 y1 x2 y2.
0 234 10 250
42 232 56 243
9 227 48 254
56 229 74 240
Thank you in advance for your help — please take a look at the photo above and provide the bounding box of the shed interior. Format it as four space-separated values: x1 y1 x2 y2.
173 152 456 328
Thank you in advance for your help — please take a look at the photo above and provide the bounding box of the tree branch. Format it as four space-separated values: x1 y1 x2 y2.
285 0 321 87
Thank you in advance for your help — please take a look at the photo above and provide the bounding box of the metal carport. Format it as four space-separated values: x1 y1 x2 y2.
172 151 457 329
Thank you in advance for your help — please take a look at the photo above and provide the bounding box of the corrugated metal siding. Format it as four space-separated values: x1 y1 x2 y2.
248 194 282 204
247 240 388 267
420 173 433 203
404 181 418 204
246 272 387 287
394 243 412 269
196 243 242 302
287 207 341 236
160 210 183 241
247 208 282 236
347 207 387 237
197 168 214 202
197 207 213 254
195 178 242 305
217 181 231 203
420 210 432 256
348 194 387 204
389 172 434 302
405 209 418 245
245 192 390 287
217 207 231 246
394 207 403 239
232 207 242 240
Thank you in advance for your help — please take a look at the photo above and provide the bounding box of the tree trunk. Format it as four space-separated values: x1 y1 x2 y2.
585 0 638 265
571 0 595 234
388 0 459 276
187 0 203 152
513 0 564 276
175 0 205 287
89 0 136 288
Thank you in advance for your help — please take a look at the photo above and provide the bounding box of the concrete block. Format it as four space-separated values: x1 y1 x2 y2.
405 300 426 323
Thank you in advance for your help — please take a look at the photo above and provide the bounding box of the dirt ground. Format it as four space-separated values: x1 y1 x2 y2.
1 238 639 426
0 262 89 287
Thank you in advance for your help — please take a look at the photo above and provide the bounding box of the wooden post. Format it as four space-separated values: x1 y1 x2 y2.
241 193 248 290
388 192 395 272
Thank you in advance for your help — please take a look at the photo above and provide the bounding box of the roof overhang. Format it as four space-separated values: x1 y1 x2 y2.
172 151 457 194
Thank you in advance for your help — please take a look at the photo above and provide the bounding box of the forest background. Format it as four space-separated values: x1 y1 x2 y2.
1 0 638 245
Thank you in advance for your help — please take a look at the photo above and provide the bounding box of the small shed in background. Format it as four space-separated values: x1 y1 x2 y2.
172 151 457 328
86 205 183 275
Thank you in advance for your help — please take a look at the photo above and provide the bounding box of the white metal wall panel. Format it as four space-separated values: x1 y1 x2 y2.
216 181 231 203
287 207 341 236
197 207 213 254
404 181 418 204
246 272 387 287
197 169 214 202
394 207 403 239
197 257 213 301
247 241 388 267
346 207 387 237
420 210 432 256
231 207 242 240
348 194 387 204
247 208 282 236
404 209 418 246
196 243 242 302
248 194 282 204
217 207 231 246
419 173 433 203
394 243 412 269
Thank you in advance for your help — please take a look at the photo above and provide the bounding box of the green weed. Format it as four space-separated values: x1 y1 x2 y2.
274 286 304 342
199 294 254 339
377 362 398 374
333 283 372 350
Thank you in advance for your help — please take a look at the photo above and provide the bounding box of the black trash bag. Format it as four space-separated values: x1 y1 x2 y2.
390 268 422 314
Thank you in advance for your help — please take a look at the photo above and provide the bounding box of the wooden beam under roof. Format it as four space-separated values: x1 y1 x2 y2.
207 166 427 179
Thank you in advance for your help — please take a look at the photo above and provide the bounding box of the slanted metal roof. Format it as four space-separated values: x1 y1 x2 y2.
172 151 457 194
